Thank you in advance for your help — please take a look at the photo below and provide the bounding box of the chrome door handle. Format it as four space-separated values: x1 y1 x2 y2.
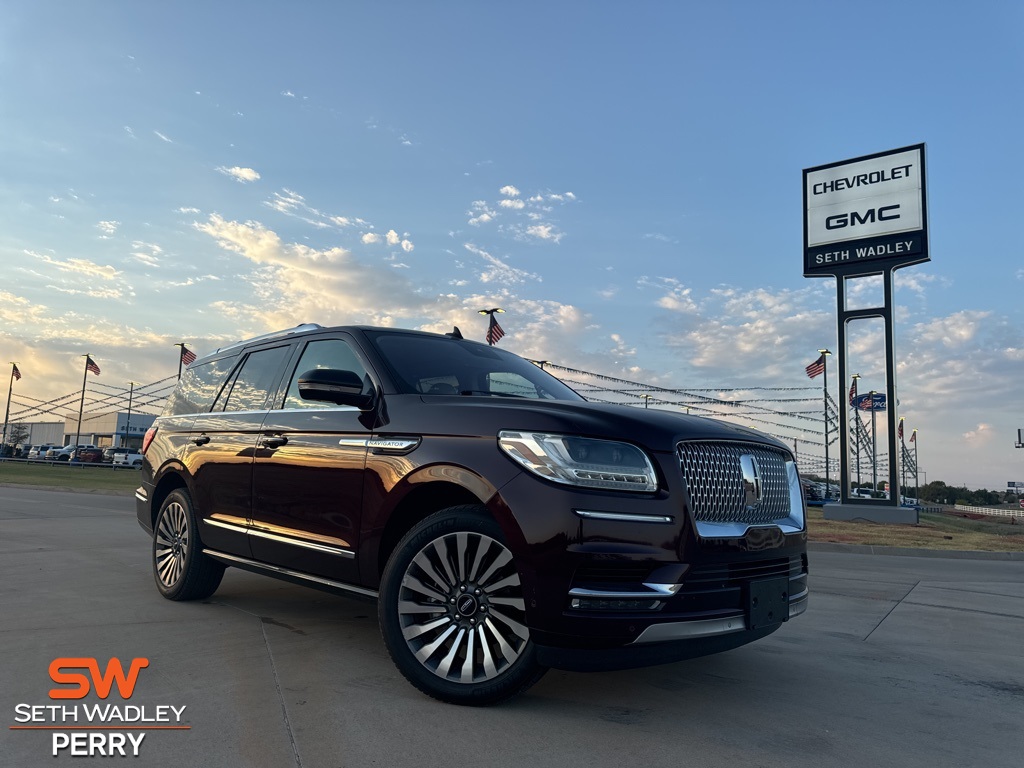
191 435 210 446
261 435 288 449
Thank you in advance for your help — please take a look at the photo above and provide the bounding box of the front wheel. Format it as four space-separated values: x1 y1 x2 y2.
379 505 546 705
153 488 224 601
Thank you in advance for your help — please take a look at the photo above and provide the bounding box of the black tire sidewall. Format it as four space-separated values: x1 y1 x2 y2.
378 505 544 706
153 488 222 601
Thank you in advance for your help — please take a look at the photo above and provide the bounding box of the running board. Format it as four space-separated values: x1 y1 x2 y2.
203 549 379 602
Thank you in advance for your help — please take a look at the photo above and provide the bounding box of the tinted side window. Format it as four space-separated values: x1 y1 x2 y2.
161 354 240 416
282 338 370 410
220 346 291 413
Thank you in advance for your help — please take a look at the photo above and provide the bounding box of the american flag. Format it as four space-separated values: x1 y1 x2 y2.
12 363 21 381
910 430 916 443
86 356 101 376
898 419 904 441
805 354 825 379
486 314 505 345
848 377 857 405
180 346 197 366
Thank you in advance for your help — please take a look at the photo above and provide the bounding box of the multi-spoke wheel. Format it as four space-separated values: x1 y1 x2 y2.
152 488 224 601
379 505 546 705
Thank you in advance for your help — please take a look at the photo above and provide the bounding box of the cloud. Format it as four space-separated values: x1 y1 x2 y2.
500 199 526 209
914 311 991 348
640 276 698 313
216 166 261 183
468 201 496 226
154 131 173 143
361 233 381 244
177 207 200 214
464 243 541 285
386 230 400 246
524 224 563 243
963 423 994 445
97 221 119 237
499 185 521 197
29 251 121 280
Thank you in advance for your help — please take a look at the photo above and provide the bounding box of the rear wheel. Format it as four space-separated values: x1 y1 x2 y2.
153 488 224 601
379 505 545 705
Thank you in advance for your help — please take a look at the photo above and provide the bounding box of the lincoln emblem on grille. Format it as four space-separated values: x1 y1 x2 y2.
739 454 762 511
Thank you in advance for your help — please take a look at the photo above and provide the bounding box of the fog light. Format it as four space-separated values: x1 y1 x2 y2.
569 598 663 611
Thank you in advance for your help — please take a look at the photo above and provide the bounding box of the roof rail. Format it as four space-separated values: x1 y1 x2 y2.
213 323 323 354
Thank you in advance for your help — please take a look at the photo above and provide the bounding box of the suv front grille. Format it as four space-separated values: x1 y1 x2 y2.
677 441 791 526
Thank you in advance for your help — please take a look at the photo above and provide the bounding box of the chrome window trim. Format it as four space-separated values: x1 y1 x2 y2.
574 509 674 524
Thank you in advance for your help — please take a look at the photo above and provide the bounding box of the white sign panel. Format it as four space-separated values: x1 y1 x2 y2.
803 144 928 276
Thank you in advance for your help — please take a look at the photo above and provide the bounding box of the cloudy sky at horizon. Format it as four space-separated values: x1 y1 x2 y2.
1 2 1022 490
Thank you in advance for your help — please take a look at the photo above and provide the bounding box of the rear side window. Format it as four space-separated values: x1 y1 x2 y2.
218 346 292 412
162 354 240 416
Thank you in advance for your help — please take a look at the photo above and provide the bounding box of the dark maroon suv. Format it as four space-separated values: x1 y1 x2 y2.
136 324 808 704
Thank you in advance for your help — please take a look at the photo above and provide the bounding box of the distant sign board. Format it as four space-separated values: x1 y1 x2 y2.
804 144 928 277
1008 481 1024 489
852 393 887 412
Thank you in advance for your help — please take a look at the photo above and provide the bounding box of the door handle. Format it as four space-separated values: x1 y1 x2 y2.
191 435 210 446
261 435 288 449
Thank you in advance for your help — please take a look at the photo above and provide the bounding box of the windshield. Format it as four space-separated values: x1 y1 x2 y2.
367 332 584 401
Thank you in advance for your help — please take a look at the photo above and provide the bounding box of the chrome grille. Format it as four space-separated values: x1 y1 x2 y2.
677 441 791 525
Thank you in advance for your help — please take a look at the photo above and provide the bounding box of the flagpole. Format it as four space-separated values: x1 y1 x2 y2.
74 356 90 452
870 390 878 493
125 382 136 449
2 362 16 454
175 343 186 379
819 349 832 498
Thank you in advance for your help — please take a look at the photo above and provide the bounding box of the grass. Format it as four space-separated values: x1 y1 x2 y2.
0 461 140 494
806 505 1024 552
3 461 1022 553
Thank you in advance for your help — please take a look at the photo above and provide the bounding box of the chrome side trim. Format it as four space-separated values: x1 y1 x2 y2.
694 520 803 538
247 527 356 558
569 583 681 599
631 615 747 643
135 490 148 504
368 437 420 454
789 591 809 618
574 509 674 524
205 517 249 535
203 549 378 599
337 438 370 449
204 518 356 559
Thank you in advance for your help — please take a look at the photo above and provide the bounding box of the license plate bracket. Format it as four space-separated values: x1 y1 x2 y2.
747 576 790 630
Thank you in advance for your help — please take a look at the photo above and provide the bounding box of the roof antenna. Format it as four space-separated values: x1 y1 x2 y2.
447 326 464 340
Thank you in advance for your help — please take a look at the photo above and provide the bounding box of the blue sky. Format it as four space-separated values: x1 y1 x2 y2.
1 2 1022 489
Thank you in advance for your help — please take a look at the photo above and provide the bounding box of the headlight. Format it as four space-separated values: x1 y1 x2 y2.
498 431 658 492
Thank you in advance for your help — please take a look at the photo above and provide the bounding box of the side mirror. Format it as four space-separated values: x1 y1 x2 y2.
297 369 374 410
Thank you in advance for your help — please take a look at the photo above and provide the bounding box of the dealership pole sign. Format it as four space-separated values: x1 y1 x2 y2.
804 144 928 277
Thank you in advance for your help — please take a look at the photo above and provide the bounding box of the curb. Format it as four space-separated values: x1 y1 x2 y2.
0 482 135 497
808 541 1024 561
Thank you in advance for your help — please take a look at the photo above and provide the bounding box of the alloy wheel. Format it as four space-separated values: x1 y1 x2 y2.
398 531 529 683
155 501 189 588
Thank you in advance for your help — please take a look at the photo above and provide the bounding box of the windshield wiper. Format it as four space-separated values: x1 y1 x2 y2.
459 390 527 398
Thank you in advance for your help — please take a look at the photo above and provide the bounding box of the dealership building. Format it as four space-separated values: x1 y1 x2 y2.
16 411 156 450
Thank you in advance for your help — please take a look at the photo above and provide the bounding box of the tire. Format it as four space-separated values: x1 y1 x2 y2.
379 505 546 705
152 488 224 601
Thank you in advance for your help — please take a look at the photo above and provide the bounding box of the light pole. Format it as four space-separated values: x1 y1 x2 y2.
641 394 654 409
818 349 832 498
124 382 136 449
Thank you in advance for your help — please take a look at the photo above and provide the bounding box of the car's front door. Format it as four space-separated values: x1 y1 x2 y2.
249 336 374 585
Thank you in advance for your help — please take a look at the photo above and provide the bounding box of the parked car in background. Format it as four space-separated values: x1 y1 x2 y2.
113 451 144 468
73 447 105 463
29 445 57 459
103 446 133 463
51 444 97 461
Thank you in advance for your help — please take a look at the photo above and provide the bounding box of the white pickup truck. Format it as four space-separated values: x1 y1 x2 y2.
112 452 144 468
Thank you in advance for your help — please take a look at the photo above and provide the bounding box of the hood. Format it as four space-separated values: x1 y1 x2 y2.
393 395 789 456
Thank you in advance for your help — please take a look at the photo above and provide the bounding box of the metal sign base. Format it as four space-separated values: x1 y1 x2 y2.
823 503 919 525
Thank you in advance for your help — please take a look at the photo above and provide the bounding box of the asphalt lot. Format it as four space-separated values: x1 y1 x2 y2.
2 487 1022 768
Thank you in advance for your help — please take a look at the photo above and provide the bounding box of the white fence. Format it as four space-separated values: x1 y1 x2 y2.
953 504 1024 520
